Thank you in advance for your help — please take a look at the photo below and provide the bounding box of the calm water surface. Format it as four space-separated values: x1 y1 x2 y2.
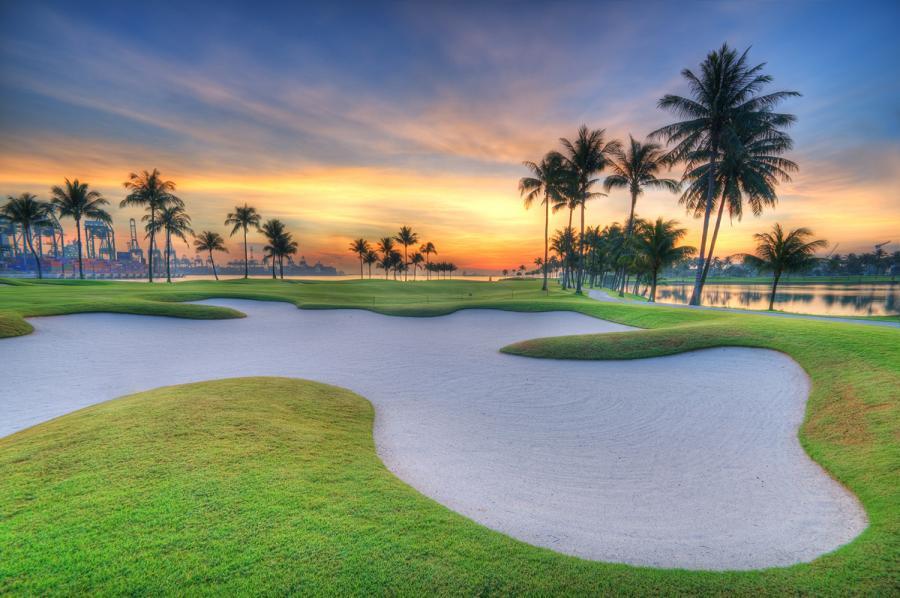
653 283 899 316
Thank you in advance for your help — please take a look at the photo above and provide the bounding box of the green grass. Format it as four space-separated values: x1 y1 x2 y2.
0 278 898 595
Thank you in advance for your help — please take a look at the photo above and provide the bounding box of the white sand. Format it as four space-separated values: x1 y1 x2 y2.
0 300 866 569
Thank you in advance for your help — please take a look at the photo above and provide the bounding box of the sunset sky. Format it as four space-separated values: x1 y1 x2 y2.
1 0 898 272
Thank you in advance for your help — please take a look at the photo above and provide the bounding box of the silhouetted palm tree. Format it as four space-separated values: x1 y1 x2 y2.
194 231 228 280
363 249 378 278
681 121 796 288
1 193 51 279
744 224 826 310
146 205 192 283
560 126 621 294
420 241 437 279
410 251 424 280
349 238 370 279
652 44 799 305
520 150 568 292
604 137 679 295
394 226 418 281
274 232 298 279
225 204 262 279
50 179 111 279
633 218 695 302
260 219 286 279
121 169 181 282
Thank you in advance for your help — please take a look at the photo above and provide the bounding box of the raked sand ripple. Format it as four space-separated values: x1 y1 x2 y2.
0 299 866 570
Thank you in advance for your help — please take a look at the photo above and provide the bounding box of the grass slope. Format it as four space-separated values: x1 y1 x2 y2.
0 279 898 594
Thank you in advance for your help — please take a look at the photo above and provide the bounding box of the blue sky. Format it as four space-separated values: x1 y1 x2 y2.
1 0 898 269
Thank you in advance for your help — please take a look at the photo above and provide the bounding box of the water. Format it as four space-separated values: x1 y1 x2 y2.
652 283 899 316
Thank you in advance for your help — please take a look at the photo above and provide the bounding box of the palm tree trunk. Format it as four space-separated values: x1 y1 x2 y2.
279 256 284 279
24 225 41 279
542 194 549 292
210 250 218 280
769 271 782 310
165 231 172 283
650 269 658 302
148 206 155 283
618 190 638 297
403 246 409 281
689 145 718 306
76 217 84 280
575 201 586 294
243 228 249 279
359 256 363 279
271 256 276 279
699 194 727 288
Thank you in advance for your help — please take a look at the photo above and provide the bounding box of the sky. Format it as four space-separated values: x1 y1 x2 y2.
1 0 898 272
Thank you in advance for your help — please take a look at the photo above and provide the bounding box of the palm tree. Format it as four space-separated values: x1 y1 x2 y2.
744 224 826 310
194 231 227 280
520 150 567 292
420 242 437 279
652 44 800 305
260 219 286 279
146 205 192 283
1 193 51 279
349 238 370 279
225 204 262 279
121 169 182 282
560 126 621 294
633 218 695 302
603 137 680 295
410 252 424 280
394 226 418 281
363 249 378 278
275 232 298 279
50 179 111 280
681 122 796 288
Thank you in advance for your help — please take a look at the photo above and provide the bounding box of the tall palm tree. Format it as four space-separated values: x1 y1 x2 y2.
121 169 181 283
420 241 437 279
349 238 370 279
394 226 418 281
260 219 286 279
146 205 192 283
410 252 424 280
520 150 568 292
363 249 378 278
560 126 621 294
652 43 799 305
744 224 827 310
193 231 227 280
681 123 796 288
50 179 111 280
633 218 695 302
225 204 262 279
1 193 51 279
603 137 680 295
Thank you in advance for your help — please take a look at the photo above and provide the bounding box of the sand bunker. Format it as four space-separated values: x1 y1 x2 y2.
0 299 866 569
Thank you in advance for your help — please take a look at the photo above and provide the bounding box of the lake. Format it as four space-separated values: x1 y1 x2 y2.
652 283 899 317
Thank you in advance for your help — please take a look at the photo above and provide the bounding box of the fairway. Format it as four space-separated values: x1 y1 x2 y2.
0 279 898 594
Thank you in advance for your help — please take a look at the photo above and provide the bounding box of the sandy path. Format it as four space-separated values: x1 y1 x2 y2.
0 300 866 570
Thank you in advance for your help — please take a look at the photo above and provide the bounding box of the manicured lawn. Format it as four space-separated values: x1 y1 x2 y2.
0 278 897 594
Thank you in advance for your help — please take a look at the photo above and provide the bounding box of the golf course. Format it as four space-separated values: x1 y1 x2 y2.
0 278 897 595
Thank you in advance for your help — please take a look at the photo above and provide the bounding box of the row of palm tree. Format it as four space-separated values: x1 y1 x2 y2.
3 170 302 283
349 227 439 281
521 44 800 306
545 215 825 309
